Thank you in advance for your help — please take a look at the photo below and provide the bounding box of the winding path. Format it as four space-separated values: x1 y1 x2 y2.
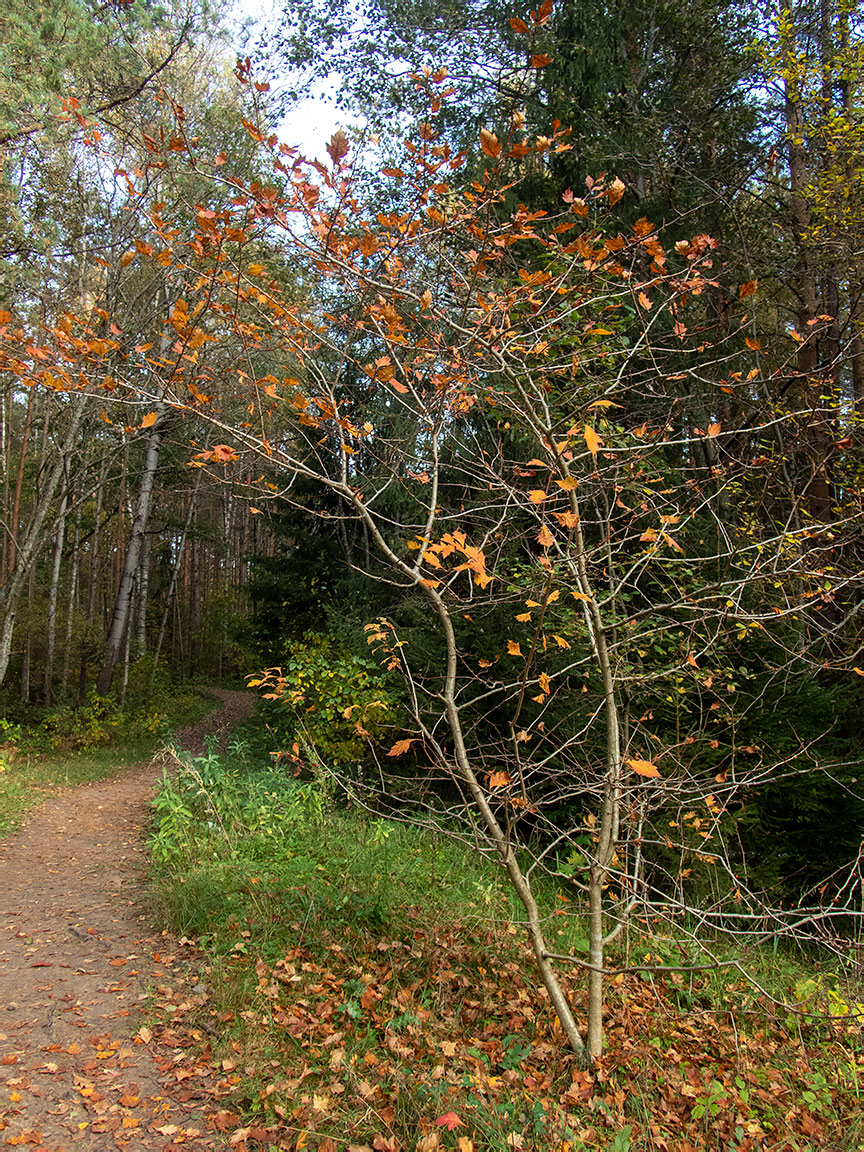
0 690 255 1150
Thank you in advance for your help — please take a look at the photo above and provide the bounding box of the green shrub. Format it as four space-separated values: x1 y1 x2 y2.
248 630 400 767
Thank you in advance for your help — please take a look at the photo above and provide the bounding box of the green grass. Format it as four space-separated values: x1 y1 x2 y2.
146 741 864 1149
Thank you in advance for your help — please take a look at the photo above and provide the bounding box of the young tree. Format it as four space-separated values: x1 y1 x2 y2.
19 64 864 1063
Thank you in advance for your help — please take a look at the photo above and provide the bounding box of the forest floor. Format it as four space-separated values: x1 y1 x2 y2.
0 689 255 1151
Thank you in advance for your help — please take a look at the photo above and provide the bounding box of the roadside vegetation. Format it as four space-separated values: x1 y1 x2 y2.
0 678 217 836
147 725 864 1151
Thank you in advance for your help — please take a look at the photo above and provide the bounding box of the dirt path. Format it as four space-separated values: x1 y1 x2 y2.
0 690 256 1151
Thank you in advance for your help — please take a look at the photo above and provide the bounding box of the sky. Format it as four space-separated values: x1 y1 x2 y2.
230 0 354 164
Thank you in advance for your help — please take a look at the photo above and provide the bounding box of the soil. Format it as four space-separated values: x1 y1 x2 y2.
0 690 257 1151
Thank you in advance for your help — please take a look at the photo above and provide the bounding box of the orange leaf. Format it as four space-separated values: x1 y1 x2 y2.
531 54 553 67
626 758 661 778
488 771 511 788
537 524 555 548
120 251 136 268
211 444 238 463
140 411 158 429
583 425 602 456
507 640 522 656
554 476 578 490
386 738 416 757
528 489 548 503
435 1112 463 1131
744 336 761 351
739 279 758 298
509 16 529 32
515 612 532 622
479 128 501 158
553 634 571 649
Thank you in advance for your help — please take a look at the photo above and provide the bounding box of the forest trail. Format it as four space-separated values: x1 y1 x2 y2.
0 690 255 1151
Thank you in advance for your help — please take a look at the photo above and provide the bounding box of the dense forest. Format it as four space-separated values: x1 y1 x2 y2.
1 0 864 1103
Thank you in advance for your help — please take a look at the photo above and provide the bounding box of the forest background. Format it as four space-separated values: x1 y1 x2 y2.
1 0 864 1143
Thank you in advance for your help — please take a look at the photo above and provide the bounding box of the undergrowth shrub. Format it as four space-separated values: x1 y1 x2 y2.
149 741 517 951
247 630 400 769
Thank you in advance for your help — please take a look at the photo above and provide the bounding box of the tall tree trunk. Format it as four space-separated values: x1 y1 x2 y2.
96 407 167 695
79 449 109 702
43 482 69 706
0 398 85 687
136 532 150 658
153 471 201 671
7 387 35 577
61 493 83 699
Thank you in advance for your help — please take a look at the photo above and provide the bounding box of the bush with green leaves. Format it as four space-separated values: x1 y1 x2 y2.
248 630 400 768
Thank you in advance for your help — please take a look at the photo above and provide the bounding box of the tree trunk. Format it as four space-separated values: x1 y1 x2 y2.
153 472 201 671
96 408 166 695
43 483 69 706
0 398 85 688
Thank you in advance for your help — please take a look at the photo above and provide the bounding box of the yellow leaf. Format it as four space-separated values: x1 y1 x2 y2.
247 263 267 275
528 489 548 503
607 177 626 205
507 640 522 656
538 672 551 694
626 758 661 778
515 612 532 622
553 634 571 649
554 476 578 490
584 425 602 456
140 411 158 429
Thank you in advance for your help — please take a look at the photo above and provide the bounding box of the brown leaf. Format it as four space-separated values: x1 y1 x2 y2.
479 128 501 158
326 129 349 164
537 524 555 548
739 279 758 298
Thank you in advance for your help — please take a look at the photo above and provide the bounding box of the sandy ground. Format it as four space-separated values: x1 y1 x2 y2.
0 690 256 1150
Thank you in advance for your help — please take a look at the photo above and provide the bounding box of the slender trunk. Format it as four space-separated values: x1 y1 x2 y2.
153 472 201 670
7 387 34 577
61 495 83 698
43 483 69 706
137 533 150 658
79 450 109 702
96 408 166 695
1 385 10 576
0 398 85 687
